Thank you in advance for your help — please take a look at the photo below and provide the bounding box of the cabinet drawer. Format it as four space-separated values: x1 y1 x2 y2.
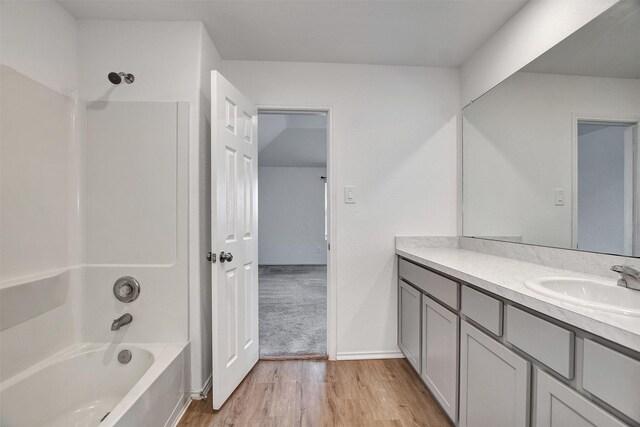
461 286 503 336
399 258 459 310
506 306 574 378
583 339 640 423
534 368 626 427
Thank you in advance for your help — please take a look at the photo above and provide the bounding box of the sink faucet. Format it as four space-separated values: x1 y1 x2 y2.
611 265 640 291
111 313 133 331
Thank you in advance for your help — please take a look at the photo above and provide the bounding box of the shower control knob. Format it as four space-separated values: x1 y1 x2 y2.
113 276 141 303
118 284 133 297
219 251 233 263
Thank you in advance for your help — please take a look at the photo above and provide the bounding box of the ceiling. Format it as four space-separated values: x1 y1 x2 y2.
258 113 327 167
59 0 527 67
523 0 640 79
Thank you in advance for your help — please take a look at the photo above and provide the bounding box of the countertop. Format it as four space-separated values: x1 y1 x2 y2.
396 245 640 354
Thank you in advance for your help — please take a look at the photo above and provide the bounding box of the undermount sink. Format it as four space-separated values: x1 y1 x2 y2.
524 276 640 317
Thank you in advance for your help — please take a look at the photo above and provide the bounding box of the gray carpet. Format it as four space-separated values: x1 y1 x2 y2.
259 265 327 358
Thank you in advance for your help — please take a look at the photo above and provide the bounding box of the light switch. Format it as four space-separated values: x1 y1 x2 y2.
344 186 356 204
554 189 565 206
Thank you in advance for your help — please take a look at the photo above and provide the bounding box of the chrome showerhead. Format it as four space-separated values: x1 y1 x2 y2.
108 72 135 85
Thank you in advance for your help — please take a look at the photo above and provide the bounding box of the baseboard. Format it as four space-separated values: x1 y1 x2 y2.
336 350 405 361
190 374 212 400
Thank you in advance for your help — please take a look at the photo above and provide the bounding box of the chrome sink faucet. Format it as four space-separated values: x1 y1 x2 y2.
111 313 133 331
611 265 640 291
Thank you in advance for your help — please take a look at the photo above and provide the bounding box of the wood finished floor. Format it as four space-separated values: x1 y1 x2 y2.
178 359 452 427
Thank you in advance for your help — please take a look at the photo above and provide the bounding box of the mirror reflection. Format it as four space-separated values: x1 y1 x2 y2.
463 0 640 257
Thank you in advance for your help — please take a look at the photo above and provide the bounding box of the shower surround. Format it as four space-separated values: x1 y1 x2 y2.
1 5 216 423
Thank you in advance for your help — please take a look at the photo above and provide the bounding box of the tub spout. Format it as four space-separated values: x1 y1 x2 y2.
111 313 133 331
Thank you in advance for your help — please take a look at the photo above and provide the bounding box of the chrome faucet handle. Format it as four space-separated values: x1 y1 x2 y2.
611 265 640 291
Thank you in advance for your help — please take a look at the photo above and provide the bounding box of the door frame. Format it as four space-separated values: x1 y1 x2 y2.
257 105 337 360
571 114 640 254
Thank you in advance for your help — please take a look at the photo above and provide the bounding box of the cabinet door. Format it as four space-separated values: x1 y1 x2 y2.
398 280 421 373
534 369 626 427
460 320 530 427
422 296 459 423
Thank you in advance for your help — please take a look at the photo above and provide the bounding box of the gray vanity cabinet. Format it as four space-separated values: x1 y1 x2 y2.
398 279 421 373
460 320 530 427
397 255 636 427
421 295 459 423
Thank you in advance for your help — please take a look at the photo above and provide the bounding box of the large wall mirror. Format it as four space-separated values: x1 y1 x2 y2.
463 0 640 257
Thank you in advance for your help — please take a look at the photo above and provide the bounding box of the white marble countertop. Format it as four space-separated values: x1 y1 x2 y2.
396 245 640 353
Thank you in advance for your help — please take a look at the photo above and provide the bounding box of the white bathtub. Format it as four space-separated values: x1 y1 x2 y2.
0 342 190 427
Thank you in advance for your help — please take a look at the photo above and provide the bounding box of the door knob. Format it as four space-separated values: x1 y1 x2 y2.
219 251 233 263
206 252 216 263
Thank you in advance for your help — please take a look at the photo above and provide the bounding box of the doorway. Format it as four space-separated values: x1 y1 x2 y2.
576 119 639 255
257 110 329 359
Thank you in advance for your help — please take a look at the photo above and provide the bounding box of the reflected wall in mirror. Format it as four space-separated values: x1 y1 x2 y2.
463 0 640 257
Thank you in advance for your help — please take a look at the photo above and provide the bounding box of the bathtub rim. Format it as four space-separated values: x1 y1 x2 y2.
1 341 188 426
101 342 188 426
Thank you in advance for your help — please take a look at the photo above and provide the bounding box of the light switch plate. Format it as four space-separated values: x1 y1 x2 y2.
554 188 565 206
344 186 356 204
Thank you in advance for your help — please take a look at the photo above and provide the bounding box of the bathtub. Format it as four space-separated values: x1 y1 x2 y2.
0 342 190 427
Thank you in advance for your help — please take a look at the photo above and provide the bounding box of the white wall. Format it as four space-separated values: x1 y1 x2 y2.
0 1 78 97
460 0 618 106
259 167 327 265
0 1 83 380
222 60 459 358
463 72 640 248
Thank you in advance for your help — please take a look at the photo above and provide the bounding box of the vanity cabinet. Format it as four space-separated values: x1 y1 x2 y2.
398 279 421 373
421 295 458 423
534 369 627 427
459 320 530 427
397 255 635 427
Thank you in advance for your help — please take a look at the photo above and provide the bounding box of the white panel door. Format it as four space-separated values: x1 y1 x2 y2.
211 71 259 410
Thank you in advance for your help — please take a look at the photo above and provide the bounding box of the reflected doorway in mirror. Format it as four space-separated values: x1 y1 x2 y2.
574 119 639 256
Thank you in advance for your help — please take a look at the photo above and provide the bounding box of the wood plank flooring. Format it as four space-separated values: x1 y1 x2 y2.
178 359 452 427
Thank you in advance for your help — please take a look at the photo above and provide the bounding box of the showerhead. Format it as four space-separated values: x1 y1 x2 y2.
108 72 121 84
108 72 135 85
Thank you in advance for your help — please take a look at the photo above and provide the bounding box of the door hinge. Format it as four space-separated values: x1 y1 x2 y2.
206 251 216 263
